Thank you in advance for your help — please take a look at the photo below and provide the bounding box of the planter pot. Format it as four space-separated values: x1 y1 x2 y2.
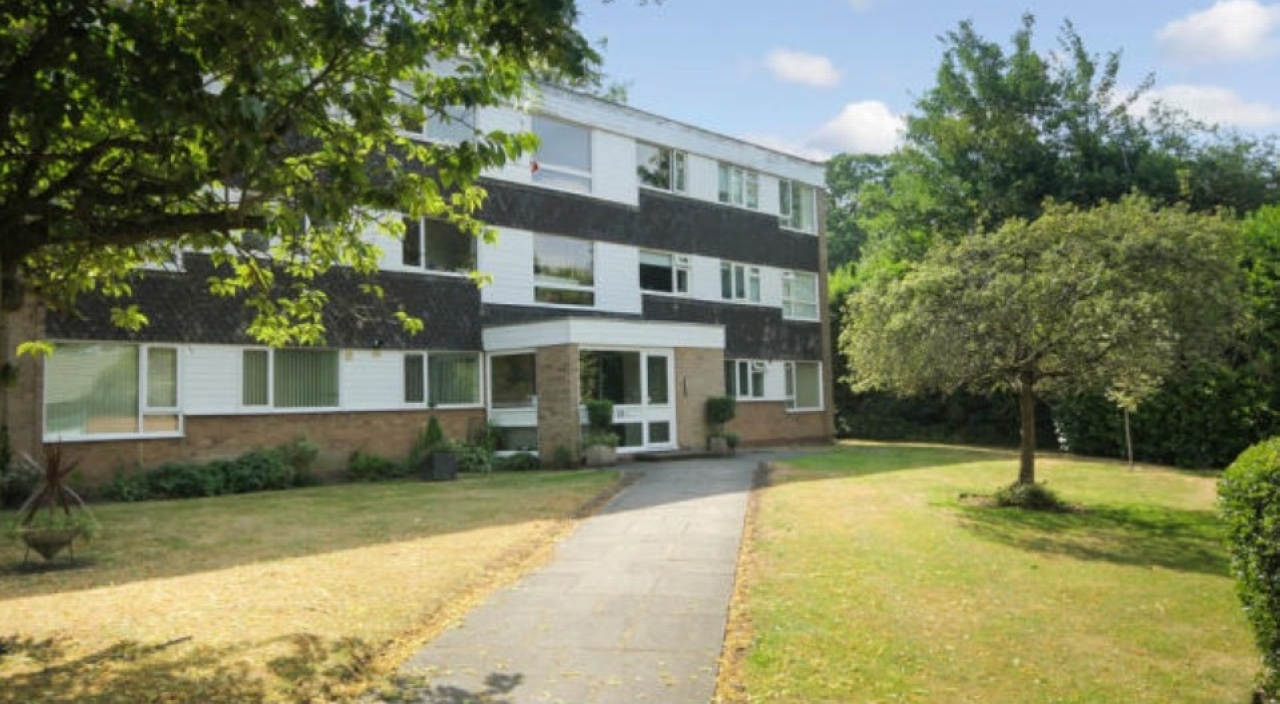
20 527 83 561
429 452 458 481
584 444 617 467
708 436 731 456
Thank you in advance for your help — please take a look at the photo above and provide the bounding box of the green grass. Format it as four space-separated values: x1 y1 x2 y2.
0 470 619 703
730 444 1255 704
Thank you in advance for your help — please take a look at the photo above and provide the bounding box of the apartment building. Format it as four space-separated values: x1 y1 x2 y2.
9 85 832 479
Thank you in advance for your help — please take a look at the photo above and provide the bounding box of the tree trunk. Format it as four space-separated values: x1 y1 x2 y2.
1123 407 1134 470
1017 371 1037 485
0 253 9 444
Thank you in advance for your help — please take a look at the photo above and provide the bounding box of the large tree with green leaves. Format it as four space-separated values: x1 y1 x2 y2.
841 195 1242 484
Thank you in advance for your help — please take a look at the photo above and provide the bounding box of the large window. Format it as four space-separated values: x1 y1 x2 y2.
786 361 823 411
401 216 475 274
402 352 482 407
721 262 761 302
639 251 690 294
242 348 340 409
532 115 591 192
780 179 817 233
535 234 594 306
637 142 687 193
783 271 820 321
724 359 765 399
45 343 180 439
718 163 759 209
402 105 476 144
490 353 537 409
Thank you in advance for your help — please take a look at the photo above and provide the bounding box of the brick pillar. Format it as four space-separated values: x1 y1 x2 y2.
536 344 581 460
675 347 725 451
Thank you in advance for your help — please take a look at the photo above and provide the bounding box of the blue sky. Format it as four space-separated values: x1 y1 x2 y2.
575 0 1280 159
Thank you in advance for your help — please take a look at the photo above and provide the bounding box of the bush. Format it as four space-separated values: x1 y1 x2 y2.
1220 437 1280 700
346 451 406 483
102 470 153 503
585 399 614 432
277 435 321 486
992 481 1070 512
706 395 737 433
146 461 225 498
455 443 493 474
493 452 540 472
221 448 295 493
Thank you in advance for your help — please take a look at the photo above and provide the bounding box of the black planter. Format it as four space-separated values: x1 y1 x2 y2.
430 452 458 481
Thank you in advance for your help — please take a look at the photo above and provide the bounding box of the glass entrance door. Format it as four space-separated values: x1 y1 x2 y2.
580 349 676 451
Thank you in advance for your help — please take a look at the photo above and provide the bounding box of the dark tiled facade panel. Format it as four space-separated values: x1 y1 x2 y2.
46 254 483 351
640 297 823 360
480 182 820 273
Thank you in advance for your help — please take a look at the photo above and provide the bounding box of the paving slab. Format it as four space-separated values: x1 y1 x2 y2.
376 453 768 704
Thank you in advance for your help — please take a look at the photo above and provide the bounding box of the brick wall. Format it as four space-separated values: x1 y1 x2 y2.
675 347 725 450
729 401 829 446
52 408 483 485
536 344 580 459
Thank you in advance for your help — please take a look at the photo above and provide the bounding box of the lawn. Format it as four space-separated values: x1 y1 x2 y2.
0 470 620 704
718 443 1257 704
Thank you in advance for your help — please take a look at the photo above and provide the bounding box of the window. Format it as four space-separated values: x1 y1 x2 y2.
637 142 686 192
242 348 340 409
535 234 594 306
783 271 820 321
402 105 476 143
490 354 537 409
639 251 690 294
785 361 823 411
532 115 591 192
779 179 817 233
44 343 180 439
724 360 765 399
720 262 761 302
401 216 475 274
718 163 759 209
404 353 425 404
429 352 481 406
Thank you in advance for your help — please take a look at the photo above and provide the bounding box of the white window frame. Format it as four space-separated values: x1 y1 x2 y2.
785 361 824 411
400 215 476 276
240 347 342 411
534 233 596 308
639 250 690 295
636 142 687 193
532 114 592 193
782 270 821 321
718 163 760 209
725 359 766 400
720 261 762 303
404 352 426 405
779 179 817 233
42 342 183 441
427 351 484 408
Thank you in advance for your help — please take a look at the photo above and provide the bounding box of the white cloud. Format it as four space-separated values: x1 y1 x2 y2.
1133 84 1280 129
763 49 842 88
811 101 905 156
1157 0 1280 61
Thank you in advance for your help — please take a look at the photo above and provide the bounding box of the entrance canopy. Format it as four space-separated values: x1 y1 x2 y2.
482 318 724 353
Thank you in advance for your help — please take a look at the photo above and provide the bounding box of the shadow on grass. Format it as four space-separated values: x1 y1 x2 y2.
0 631 387 704
367 671 524 703
955 503 1228 576
774 442 1015 482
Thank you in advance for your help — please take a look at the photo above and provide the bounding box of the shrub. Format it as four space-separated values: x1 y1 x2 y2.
346 451 406 483
585 399 614 432
1220 437 1280 700
550 445 575 470
102 471 153 503
0 443 40 509
277 435 321 486
706 395 737 435
455 443 493 474
992 481 1070 512
494 452 540 472
146 461 225 499
221 449 295 493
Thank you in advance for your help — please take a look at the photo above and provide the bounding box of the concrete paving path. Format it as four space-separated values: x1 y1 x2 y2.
383 453 765 704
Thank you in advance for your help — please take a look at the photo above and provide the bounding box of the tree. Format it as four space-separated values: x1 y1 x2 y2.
824 153 889 270
0 0 597 434
841 195 1242 485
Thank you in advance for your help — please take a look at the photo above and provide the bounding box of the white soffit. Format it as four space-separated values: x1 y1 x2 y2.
483 318 725 352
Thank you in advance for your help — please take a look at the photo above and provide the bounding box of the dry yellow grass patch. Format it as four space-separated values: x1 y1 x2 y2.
1 471 622 703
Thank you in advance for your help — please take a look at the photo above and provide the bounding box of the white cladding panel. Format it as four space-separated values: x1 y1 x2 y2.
368 219 403 271
182 345 242 415
685 155 720 204
594 242 642 314
592 130 639 206
759 267 784 308
340 350 403 410
757 174 781 217
689 254 723 301
479 106 533 183
478 227 535 305
484 319 723 351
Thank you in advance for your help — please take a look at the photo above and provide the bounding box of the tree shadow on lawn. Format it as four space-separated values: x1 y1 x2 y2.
0 631 386 704
775 442 1016 482
955 502 1228 576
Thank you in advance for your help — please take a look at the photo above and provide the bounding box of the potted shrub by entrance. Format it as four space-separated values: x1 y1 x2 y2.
706 395 738 456
411 417 458 481
10 445 97 563
583 399 619 467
